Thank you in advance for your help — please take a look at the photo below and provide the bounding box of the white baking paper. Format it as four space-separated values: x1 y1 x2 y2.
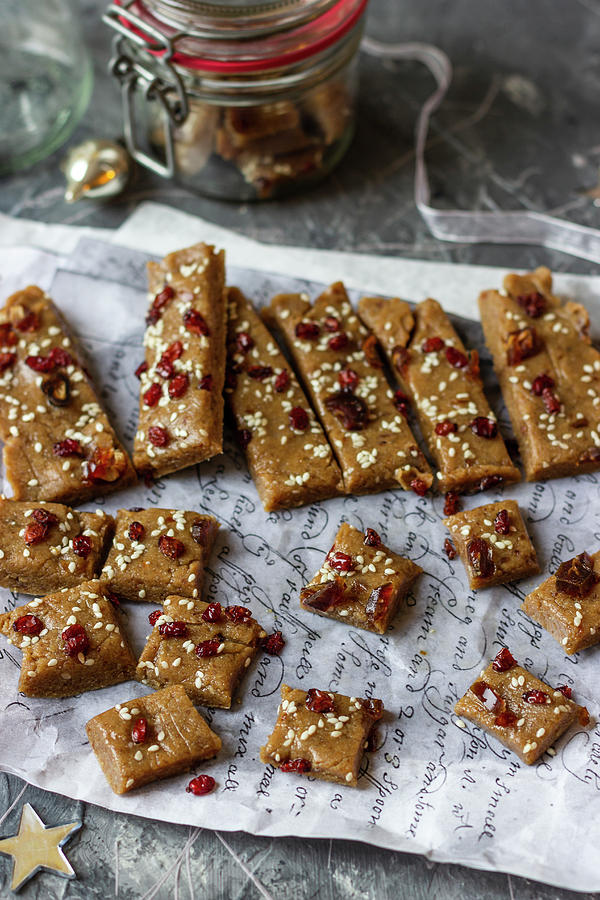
0 233 599 892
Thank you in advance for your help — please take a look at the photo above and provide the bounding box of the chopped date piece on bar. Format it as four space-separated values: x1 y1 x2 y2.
134 243 227 479
0 579 135 698
444 500 539 589
263 282 431 496
522 549 600 654
358 295 519 495
299 522 421 634
260 684 385 786
0 285 136 504
100 508 218 613
225 288 342 512
135 601 265 708
86 685 221 795
455 653 589 765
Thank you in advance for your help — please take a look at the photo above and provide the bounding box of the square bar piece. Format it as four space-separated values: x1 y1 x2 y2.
479 266 600 481
443 500 539 589
522 549 600 654
0 579 136 698
454 648 589 765
263 282 432 496
0 286 136 503
226 287 343 510
136 601 265 708
260 683 383 786
0 499 114 595
133 243 227 478
299 523 422 633
100 507 218 608
358 295 520 494
86 685 221 794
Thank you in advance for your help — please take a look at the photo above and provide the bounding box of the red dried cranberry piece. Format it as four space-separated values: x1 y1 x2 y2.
15 311 39 332
435 420 457 436
410 478 429 497
363 698 384 720
365 583 394 624
506 327 541 366
0 324 16 346
225 605 253 624
328 333 348 351
195 638 222 657
580 446 600 464
143 382 162 407
531 373 555 396
159 620 188 637
422 336 444 353
247 365 273 380
289 406 309 431
324 316 340 332
32 508 58 527
555 551 597 598
392 345 410 371
305 688 335 714
135 361 148 379
183 308 210 336
338 368 359 392
236 332 254 353
364 528 382 547
494 509 510 534
186 775 216 795
295 322 320 340
146 285 174 325
53 438 83 457
492 647 517 672
467 537 495 578
148 425 169 447
516 291 546 318
280 758 311 773
393 389 410 417
158 535 184 559
542 388 561 415
324 390 368 431
62 623 90 657
25 354 54 373
0 352 16 373
24 522 48 545
72 535 92 558
443 538 457 559
131 717 148 745
238 428 252 449
362 333 382 368
259 631 285 655
556 684 572 699
128 521 145 542
201 602 223 623
523 689 549 704
191 519 210 545
168 372 189 399
49 347 73 368
495 710 518 727
301 579 346 612
13 614 43 636
148 610 162 625
156 341 184 379
471 680 504 713
479 475 504 492
443 491 460 516
199 374 213 391
327 550 354 573
470 416 498 439
445 346 468 368
274 370 290 392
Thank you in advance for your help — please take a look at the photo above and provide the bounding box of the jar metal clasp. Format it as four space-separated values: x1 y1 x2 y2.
103 1 189 177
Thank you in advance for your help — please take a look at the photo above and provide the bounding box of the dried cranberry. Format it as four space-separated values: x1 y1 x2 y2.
556 684 572 699
327 551 354 573
183 308 210 336
236 332 254 353
443 538 457 559
259 631 285 655
186 775 216 795
158 535 184 559
25 354 53 373
168 372 189 399
410 478 429 497
445 346 468 369
131 717 148 745
195 638 222 657
15 311 39 332
523 689 549 704
32 508 57 527
392 345 410 371
143 383 162 407
13 614 43 636
542 388 561 415
495 710 518 727
159 620 188 637
580 446 600 464
201 602 223 623
467 537 495 578
128 521 145 542
555 551 597 598
422 336 444 353
506 327 541 366
364 528 382 547
531 373 555 396
148 610 162 625
363 698 384 720
135 361 148 379
146 285 174 325
328 333 348 351
53 438 83 457
301 579 346 612
393 390 410 417
492 647 517 672
471 416 498 439
24 522 48 545
225 605 253 624
479 474 504 492
0 352 16 373
0 324 16 346
516 291 546 318
191 519 210 545
365 583 394 624
362 333 382 368
156 341 183 379
435 420 457 436
295 322 320 340
238 429 252 449
471 680 504 713
305 688 335 714
72 535 92 558
338 368 359 392
443 491 460 516
280 758 311 773
247 365 273 380
50 347 73 368
62 623 89 657
289 407 309 431
324 316 340 332
325 390 368 431
274 370 290 392
148 425 169 447
494 509 510 534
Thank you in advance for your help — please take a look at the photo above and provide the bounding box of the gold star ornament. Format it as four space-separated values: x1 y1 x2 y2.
0 802 81 891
